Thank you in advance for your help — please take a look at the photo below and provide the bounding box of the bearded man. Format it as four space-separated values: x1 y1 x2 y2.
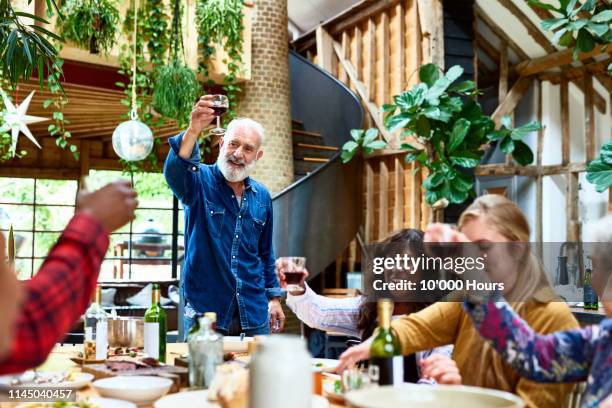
164 95 284 339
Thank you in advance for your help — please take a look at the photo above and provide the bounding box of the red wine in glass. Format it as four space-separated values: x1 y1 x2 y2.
212 105 227 117
284 271 304 285
210 94 229 135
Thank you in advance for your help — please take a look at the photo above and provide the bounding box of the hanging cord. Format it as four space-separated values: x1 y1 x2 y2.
130 0 139 120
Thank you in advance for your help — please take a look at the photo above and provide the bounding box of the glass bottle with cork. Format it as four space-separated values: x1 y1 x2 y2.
369 299 403 386
583 258 599 310
84 285 108 361
144 283 167 362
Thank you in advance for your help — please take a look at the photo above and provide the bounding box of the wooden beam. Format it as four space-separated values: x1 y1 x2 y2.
379 160 389 238
366 18 376 99
339 31 350 84
365 161 374 242
497 0 556 54
572 79 606 115
411 163 421 228
354 25 363 81
539 57 612 82
315 26 334 73
79 140 91 190
333 41 393 143
396 2 405 93
566 171 581 242
0 167 80 180
473 6 479 91
475 32 501 66
475 162 587 177
584 73 595 162
499 41 509 103
329 0 401 36
536 81 543 257
516 47 610 77
491 76 535 127
417 0 445 68
393 157 403 230
595 72 612 93
381 11 390 104
474 4 529 61
561 77 570 165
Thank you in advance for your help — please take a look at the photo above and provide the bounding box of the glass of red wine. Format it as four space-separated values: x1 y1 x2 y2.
210 94 229 136
277 256 307 293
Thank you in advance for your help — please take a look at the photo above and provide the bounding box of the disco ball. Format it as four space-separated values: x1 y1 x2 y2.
112 118 154 162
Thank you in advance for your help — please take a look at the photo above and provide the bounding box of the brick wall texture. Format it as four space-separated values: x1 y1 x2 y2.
237 0 294 194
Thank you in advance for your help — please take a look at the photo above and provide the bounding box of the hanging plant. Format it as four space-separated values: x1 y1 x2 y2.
586 142 612 193
196 0 244 121
342 64 542 206
57 0 119 54
152 0 201 128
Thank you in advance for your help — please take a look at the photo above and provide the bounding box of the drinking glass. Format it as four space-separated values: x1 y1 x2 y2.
276 256 307 293
209 94 229 136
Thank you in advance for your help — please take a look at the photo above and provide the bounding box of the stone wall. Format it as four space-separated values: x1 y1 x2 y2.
237 0 293 194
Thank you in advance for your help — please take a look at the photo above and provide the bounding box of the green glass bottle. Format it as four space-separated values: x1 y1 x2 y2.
583 260 598 310
144 284 167 362
369 299 403 386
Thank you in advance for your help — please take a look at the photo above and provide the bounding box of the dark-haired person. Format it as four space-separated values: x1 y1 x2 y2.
0 181 137 375
277 228 456 384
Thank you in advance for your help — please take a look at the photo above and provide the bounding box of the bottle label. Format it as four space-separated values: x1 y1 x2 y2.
584 285 598 307
95 321 108 360
370 356 404 386
84 327 93 342
144 322 160 359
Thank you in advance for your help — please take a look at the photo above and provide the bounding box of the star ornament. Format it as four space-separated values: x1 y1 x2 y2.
1 90 49 156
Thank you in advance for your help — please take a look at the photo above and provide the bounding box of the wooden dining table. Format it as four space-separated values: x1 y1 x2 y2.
1 343 345 408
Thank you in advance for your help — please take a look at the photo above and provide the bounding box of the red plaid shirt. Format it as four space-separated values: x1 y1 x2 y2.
0 212 109 375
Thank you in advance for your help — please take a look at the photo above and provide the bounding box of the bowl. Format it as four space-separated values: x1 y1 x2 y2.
92 375 172 405
108 317 144 348
345 384 524 408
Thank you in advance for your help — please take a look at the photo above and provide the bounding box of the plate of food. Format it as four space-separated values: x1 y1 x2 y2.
17 397 137 408
0 371 94 389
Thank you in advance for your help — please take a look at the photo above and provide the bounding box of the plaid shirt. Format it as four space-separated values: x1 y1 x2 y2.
0 212 109 375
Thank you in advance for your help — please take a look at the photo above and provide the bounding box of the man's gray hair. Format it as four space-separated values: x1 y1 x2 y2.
225 117 265 146
588 214 612 271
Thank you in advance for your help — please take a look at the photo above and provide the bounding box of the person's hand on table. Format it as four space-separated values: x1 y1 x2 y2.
0 232 25 361
76 180 138 232
336 340 371 373
269 298 285 333
275 259 309 296
420 354 462 385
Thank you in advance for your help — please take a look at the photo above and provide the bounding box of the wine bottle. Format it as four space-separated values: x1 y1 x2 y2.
583 260 598 310
84 285 108 361
188 316 223 388
144 284 167 362
369 299 403 386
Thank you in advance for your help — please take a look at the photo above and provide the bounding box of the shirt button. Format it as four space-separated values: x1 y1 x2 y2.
192 166 197 171
235 235 239 238
232 255 236 259
232 195 235 198
238 215 242 219
210 211 213 214
236 293 240 297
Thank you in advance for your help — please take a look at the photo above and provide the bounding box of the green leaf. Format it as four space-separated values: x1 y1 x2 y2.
568 19 588 31
500 137 515 154
448 80 475 93
559 31 575 47
586 22 610 38
426 65 464 105
69 144 78 153
511 121 542 140
576 28 595 53
551 27 570 45
599 142 612 165
450 156 480 168
364 128 379 144
541 18 569 31
423 107 452 122
366 140 387 150
487 130 507 141
381 103 396 113
423 171 445 190
586 158 612 193
448 182 469 204
342 140 359 151
394 92 414 110
43 99 53 109
527 0 561 13
400 142 419 151
453 170 474 192
419 64 440 87
565 0 579 15
386 113 413 132
425 189 440 206
591 10 612 23
415 115 432 138
448 118 470 153
500 115 513 129
512 141 534 166
350 129 364 142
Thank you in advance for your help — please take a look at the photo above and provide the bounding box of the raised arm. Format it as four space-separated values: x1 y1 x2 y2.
464 298 594 383
286 283 363 337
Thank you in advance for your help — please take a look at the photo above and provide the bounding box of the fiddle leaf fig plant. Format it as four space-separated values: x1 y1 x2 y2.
586 142 612 193
341 128 387 163
342 63 542 206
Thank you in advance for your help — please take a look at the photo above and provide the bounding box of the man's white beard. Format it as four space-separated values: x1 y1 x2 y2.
216 147 258 182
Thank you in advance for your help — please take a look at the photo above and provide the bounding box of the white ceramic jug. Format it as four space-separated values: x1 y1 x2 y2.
249 335 312 408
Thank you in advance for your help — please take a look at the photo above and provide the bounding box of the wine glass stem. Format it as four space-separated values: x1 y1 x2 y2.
217 116 221 129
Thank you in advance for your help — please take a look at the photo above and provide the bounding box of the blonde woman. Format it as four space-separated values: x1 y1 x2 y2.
338 194 579 408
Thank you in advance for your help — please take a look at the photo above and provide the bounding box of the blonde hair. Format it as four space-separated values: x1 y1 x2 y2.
458 194 555 303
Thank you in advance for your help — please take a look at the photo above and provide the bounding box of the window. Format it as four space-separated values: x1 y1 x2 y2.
0 173 183 282
87 170 183 281
0 178 78 280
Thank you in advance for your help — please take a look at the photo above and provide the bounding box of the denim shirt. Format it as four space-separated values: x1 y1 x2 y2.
164 133 282 331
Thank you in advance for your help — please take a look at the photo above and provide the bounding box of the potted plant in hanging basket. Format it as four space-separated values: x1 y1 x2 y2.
152 0 201 128
57 0 120 55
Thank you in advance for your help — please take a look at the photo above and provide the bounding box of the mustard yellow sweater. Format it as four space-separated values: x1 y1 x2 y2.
391 301 579 408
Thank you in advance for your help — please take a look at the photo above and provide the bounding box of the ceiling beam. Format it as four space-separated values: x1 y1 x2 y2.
497 0 557 54
491 76 535 126
474 4 529 61
516 47 610 76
